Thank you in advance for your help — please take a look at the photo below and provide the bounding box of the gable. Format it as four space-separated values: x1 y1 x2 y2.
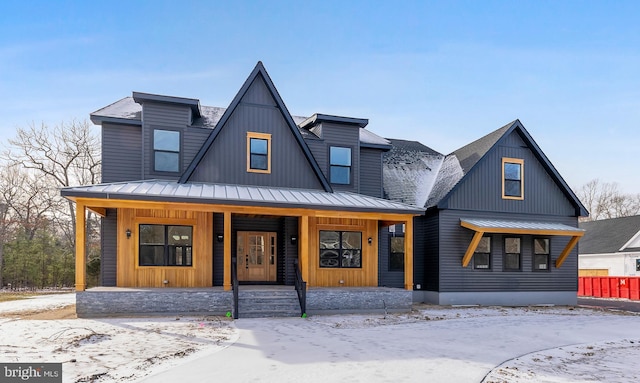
579 215 640 254
185 71 327 190
442 129 578 216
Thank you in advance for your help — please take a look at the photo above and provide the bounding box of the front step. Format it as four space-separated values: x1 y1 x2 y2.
237 288 301 318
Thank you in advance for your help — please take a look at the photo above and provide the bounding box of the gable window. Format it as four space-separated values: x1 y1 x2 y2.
139 224 193 267
389 235 405 271
502 158 524 200
330 146 352 184
247 132 271 173
319 230 362 268
504 237 521 271
474 236 491 269
153 129 180 172
533 238 550 271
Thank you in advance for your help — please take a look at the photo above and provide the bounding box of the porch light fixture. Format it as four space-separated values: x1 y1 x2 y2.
290 235 297 245
368 237 372 245
126 229 131 239
216 233 224 243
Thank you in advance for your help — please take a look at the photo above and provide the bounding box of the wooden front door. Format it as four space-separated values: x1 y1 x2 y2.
236 231 277 282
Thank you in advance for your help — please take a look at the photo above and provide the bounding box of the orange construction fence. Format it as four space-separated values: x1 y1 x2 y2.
579 276 640 300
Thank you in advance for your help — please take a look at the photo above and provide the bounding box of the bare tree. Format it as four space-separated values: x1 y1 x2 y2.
577 179 640 221
3 120 101 245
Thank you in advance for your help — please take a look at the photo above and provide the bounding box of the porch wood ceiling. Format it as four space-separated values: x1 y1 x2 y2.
460 218 585 268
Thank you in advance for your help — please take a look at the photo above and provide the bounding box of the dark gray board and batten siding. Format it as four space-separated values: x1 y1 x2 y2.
436 210 578 293
443 131 577 216
101 209 117 286
319 122 360 193
140 101 211 181
360 148 384 198
188 77 325 190
101 122 142 183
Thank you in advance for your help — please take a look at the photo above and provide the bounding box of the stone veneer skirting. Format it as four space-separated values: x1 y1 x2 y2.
76 287 232 318
306 287 412 315
76 286 413 318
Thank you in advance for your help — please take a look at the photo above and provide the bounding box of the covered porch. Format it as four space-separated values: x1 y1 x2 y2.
62 180 423 316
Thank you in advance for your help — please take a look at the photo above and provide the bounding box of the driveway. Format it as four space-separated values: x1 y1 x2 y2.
142 306 640 383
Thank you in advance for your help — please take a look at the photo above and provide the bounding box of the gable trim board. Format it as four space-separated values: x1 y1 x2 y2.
179 62 332 192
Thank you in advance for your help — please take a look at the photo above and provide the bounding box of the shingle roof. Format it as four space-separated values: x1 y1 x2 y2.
382 139 444 207
90 97 141 124
579 216 640 254
61 180 425 215
452 121 514 173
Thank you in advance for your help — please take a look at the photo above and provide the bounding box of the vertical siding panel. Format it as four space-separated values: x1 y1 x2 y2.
446 131 576 216
360 148 384 197
213 213 224 286
321 123 360 193
102 123 142 182
188 80 325 189
101 209 117 286
142 102 191 180
437 209 578 293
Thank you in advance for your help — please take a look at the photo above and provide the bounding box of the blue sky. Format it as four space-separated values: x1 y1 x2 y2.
1 0 639 193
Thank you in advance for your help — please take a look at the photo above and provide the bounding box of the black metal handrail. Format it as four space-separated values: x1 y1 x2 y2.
293 258 306 317
231 255 239 319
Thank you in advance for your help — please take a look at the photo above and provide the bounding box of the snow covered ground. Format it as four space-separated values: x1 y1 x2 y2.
1 294 640 382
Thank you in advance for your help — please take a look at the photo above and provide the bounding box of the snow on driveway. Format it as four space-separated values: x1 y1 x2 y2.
144 306 640 383
2 296 640 383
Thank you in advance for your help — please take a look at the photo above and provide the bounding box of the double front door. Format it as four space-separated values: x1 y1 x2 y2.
236 231 277 282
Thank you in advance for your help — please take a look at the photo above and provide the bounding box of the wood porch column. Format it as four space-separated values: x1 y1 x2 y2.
300 215 310 287
223 211 232 291
404 218 414 291
75 201 86 291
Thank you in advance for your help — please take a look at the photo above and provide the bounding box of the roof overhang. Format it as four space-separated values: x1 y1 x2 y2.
61 180 425 216
132 91 202 118
460 218 585 268
298 113 369 129
90 115 142 126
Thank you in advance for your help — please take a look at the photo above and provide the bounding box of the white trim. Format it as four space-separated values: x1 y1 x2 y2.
619 229 640 251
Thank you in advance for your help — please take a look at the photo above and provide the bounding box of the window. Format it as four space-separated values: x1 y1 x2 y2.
139 224 193 266
330 146 351 184
502 158 524 200
389 236 405 271
504 237 521 270
319 230 361 268
247 132 271 173
153 129 180 172
474 236 491 269
533 238 550 271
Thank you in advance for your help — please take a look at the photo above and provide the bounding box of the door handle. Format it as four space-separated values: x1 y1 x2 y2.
245 254 249 270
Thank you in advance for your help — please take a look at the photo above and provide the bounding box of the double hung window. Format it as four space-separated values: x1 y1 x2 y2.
154 129 180 172
330 146 352 184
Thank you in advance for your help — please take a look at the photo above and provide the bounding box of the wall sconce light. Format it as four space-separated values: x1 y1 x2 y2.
367 237 372 245
290 235 297 245
126 229 131 239
216 234 224 243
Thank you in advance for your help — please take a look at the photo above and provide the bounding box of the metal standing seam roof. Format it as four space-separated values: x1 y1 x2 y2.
461 218 585 234
61 180 425 215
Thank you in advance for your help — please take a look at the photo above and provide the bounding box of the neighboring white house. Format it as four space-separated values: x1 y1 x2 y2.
579 215 640 276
